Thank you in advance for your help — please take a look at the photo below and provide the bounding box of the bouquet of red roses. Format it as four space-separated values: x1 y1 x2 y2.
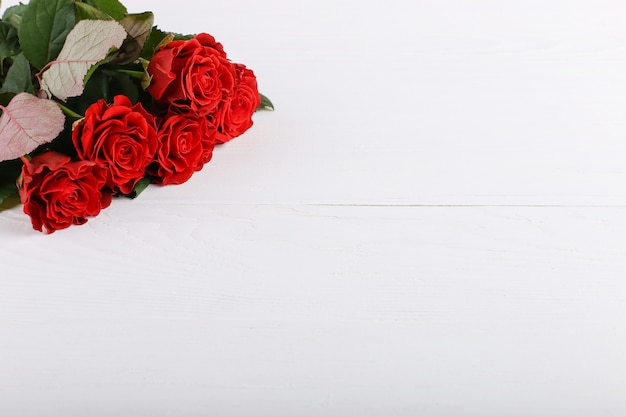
0 0 272 233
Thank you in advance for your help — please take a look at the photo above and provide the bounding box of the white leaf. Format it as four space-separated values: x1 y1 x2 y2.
0 93 66 162
40 19 127 101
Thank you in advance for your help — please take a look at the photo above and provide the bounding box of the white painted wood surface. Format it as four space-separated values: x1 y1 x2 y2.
1 0 626 415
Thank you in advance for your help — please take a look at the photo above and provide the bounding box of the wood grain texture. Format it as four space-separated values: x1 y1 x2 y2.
2 205 626 415
1 0 626 415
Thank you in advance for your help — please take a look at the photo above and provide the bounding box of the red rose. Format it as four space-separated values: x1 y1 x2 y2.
72 96 158 195
146 33 235 116
199 119 217 167
214 63 261 144
18 152 112 234
148 112 215 185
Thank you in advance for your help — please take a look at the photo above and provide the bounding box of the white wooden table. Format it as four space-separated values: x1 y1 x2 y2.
1 0 626 415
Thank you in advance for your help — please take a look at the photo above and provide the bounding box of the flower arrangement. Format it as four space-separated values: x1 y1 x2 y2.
0 0 273 233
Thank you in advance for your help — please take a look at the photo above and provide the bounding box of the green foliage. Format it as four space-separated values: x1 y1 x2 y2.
0 20 21 70
66 70 110 114
18 0 76 70
75 2 114 21
141 25 168 60
0 158 21 212
3 4 29 29
0 181 19 211
257 93 274 111
84 0 127 21
172 32 194 41
107 70 140 103
0 158 21 182
0 91 15 106
66 68 140 114
126 177 150 199
0 53 34 94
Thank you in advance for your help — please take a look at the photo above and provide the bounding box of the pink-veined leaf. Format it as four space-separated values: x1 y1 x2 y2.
40 19 127 101
0 93 66 162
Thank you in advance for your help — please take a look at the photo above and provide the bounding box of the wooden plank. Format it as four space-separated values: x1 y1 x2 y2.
1 205 625 414
1 0 626 415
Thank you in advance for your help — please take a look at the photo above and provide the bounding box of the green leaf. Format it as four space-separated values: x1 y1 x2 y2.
106 70 140 103
0 181 20 212
0 53 34 94
111 12 154 64
84 0 127 21
257 93 274 111
0 92 15 107
140 25 168 60
40 19 127 101
3 4 28 22
18 0 75 70
66 69 109 114
3 4 29 30
0 21 20 68
0 158 22 180
75 2 114 21
126 177 150 199
172 32 194 41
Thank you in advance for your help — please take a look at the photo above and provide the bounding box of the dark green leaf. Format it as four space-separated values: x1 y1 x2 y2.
172 32 194 41
0 158 21 212
75 2 114 21
44 111 78 157
108 70 140 103
3 4 29 29
0 158 21 181
66 67 141 116
85 0 127 21
0 181 19 212
3 4 29 21
256 93 274 111
0 53 34 94
66 69 110 114
18 0 75 70
0 21 20 68
0 92 16 106
140 25 168 60
125 177 150 199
